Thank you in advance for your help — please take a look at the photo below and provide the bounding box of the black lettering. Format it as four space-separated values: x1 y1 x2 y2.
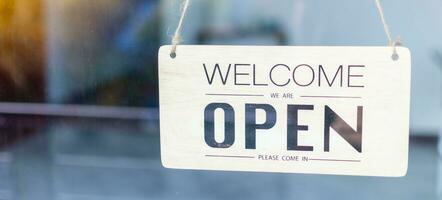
204 103 235 148
245 104 277 149
287 105 314 151
269 64 290 87
203 63 232 85
253 64 269 86
234 64 251 86
318 65 343 87
324 106 363 152
293 64 315 87
347 65 365 88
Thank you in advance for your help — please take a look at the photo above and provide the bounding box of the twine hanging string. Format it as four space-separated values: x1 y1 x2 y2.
170 0 401 60
374 0 401 60
170 0 190 58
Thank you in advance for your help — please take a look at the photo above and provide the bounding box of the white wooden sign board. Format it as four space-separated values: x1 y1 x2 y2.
159 45 410 177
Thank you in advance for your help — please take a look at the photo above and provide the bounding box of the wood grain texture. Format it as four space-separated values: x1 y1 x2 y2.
159 45 411 177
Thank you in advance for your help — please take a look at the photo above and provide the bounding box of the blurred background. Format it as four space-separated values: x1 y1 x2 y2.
0 0 441 199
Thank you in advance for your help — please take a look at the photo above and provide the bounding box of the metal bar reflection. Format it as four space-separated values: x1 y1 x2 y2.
0 103 158 120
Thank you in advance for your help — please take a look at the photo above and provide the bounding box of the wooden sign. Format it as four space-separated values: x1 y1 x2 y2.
158 45 410 177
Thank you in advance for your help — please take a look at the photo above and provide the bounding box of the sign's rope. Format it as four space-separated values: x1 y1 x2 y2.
374 0 401 60
170 0 190 58
170 0 401 60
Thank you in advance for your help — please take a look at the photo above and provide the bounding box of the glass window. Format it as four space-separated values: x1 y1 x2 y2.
0 0 440 199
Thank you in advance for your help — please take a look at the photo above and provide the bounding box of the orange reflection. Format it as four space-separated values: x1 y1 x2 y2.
0 0 45 102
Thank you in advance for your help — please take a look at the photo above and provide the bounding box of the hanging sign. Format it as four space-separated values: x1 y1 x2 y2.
159 45 410 177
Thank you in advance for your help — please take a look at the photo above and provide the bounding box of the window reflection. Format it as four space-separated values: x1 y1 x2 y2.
0 0 45 102
0 0 441 199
